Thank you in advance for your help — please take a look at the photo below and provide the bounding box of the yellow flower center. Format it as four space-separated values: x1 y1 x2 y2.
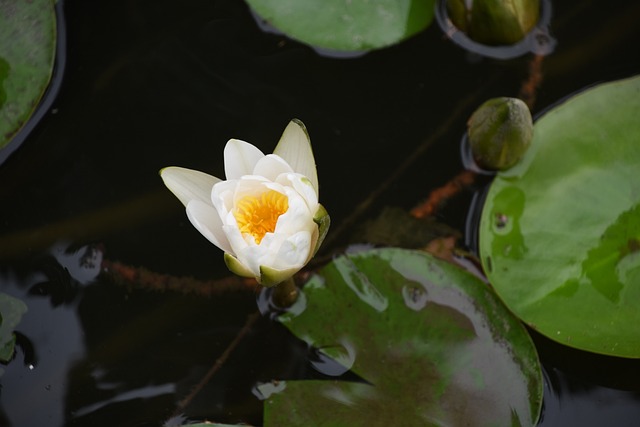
234 190 289 244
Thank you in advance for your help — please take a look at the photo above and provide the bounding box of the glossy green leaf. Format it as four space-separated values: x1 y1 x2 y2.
266 248 542 426
0 0 56 150
479 75 640 357
0 293 28 363
245 0 435 52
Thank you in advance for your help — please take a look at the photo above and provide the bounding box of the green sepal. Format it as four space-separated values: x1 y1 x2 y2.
260 265 299 287
312 203 330 256
223 253 255 279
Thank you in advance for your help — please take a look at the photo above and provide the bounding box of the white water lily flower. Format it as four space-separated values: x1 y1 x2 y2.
160 119 330 286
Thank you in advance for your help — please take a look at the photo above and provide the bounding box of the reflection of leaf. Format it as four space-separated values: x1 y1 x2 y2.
582 204 640 303
246 0 435 52
28 259 77 307
0 293 28 363
480 75 640 357
267 249 542 426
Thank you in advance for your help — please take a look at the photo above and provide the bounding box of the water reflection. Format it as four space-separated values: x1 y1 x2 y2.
533 330 640 425
332 256 388 312
0 253 86 426
539 366 640 426
251 380 286 400
309 340 356 377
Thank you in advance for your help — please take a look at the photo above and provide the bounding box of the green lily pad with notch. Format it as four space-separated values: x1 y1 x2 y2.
245 0 435 52
266 248 542 426
0 0 57 151
479 75 640 357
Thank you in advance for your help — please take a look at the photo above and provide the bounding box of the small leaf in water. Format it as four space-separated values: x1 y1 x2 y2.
0 293 28 363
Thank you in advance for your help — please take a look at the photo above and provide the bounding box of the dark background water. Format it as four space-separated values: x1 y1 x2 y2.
1 0 640 426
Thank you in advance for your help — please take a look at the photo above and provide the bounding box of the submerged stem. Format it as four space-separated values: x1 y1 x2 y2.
271 276 299 308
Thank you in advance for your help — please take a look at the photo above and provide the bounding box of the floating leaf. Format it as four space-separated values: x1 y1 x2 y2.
479 75 640 357
0 0 57 151
266 248 542 426
246 0 435 52
0 292 28 363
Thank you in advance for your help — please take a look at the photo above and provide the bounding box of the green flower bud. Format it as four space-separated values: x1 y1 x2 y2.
467 97 533 170
447 0 540 45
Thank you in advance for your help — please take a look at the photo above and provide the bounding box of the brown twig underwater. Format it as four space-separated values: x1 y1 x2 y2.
102 259 260 295
409 169 477 219
519 54 545 110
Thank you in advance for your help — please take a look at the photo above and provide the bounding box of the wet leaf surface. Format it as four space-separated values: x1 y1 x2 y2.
245 0 435 52
0 0 56 151
480 76 640 357
266 248 542 426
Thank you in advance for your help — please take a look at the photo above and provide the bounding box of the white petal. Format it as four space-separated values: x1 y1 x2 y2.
272 119 319 196
160 167 220 207
232 176 274 205
274 189 315 236
224 139 265 180
223 221 252 258
273 230 312 270
276 172 318 211
235 243 270 277
211 179 239 218
253 154 294 181
186 200 232 253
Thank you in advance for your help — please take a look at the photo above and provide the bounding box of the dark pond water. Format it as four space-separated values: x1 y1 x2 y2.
1 0 640 426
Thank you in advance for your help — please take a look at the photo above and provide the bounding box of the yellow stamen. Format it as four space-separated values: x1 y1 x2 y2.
234 190 289 244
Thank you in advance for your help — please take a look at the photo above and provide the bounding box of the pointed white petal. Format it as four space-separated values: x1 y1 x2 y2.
254 154 293 181
185 200 232 253
273 119 319 195
160 167 220 207
273 189 315 236
211 179 239 218
275 231 312 268
224 139 265 180
276 172 318 211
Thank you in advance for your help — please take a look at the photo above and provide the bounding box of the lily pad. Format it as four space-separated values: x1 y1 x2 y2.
246 0 435 52
479 76 640 357
0 0 57 151
266 248 542 426
0 292 28 363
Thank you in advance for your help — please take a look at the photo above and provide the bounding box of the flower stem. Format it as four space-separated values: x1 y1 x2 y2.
271 276 299 308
